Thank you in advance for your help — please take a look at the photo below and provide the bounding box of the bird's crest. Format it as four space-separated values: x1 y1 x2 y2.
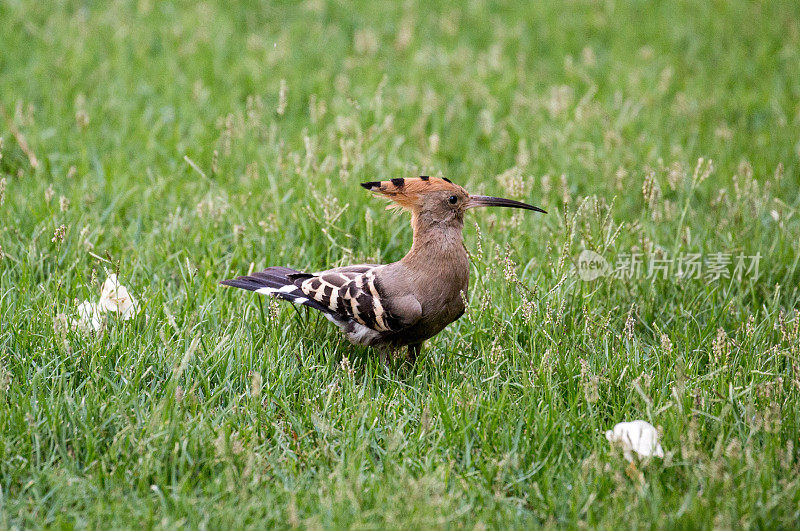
360 176 464 210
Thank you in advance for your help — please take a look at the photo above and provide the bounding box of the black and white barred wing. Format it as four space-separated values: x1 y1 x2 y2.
294 265 402 333
220 266 336 316
221 265 413 344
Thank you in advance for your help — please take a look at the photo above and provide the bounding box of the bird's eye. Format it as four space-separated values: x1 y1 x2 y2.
448 195 458 205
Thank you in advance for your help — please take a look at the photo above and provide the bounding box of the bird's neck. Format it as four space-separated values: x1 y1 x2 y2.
401 212 467 270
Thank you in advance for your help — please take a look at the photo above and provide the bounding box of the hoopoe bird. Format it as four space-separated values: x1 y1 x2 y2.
221 177 545 361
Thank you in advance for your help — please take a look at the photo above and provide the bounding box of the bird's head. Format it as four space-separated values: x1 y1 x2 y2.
361 176 546 228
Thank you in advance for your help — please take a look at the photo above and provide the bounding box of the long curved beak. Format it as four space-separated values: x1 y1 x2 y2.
467 195 547 213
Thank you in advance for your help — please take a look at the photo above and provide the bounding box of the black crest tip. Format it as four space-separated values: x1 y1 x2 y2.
361 181 380 190
390 178 405 187
420 175 429 181
442 177 452 183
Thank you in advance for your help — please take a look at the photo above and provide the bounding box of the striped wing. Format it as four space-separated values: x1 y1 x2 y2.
292 265 402 333
221 265 414 347
220 267 337 317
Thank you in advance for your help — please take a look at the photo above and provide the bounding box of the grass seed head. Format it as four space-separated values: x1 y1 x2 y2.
51 224 66 243
250 372 262 399
277 79 288 115
580 359 600 403
660 333 673 355
540 173 552 196
339 357 355 377
428 133 440 154
0 363 10 395
712 328 729 365
641 169 660 209
623 309 636 341
496 166 525 199
560 173 571 204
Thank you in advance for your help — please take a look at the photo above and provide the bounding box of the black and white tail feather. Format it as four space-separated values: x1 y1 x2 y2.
220 265 403 346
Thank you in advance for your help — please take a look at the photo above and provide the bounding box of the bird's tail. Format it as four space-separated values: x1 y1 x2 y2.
220 266 344 323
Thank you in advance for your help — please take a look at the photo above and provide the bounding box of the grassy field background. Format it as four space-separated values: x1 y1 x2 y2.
1 0 800 527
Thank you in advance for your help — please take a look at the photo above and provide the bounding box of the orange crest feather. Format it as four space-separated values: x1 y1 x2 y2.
360 177 462 210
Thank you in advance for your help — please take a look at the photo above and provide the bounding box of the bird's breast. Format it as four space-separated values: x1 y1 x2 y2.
403 250 469 341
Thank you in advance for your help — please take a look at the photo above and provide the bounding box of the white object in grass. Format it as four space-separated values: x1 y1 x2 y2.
98 274 138 319
74 300 104 332
605 420 665 461
71 274 139 333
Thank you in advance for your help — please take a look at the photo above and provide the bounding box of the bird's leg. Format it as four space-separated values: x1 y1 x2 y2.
406 342 423 363
378 345 393 366
378 344 412 366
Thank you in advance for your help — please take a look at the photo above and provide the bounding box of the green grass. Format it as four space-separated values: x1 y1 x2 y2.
1 0 800 527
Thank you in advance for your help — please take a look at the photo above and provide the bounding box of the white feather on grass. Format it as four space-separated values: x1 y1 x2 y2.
605 420 665 462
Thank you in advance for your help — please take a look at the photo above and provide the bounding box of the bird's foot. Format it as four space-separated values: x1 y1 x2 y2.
406 342 422 364
379 347 391 366
376 343 422 367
